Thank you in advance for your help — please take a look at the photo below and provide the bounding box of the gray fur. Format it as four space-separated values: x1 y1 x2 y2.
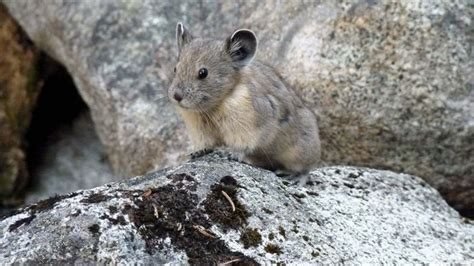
169 37 238 111
169 24 321 175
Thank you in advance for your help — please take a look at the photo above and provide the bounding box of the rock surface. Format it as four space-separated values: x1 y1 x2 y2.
3 0 473 215
0 152 473 264
0 4 40 201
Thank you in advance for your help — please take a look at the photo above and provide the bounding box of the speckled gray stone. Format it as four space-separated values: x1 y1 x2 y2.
0 152 473 264
2 0 472 214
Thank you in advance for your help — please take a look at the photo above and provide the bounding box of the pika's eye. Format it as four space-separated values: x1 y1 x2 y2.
198 68 208 79
173 67 176 73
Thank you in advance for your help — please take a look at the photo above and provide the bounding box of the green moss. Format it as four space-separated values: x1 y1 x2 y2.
28 193 78 214
312 247 322 257
88 224 100 236
129 184 258 265
293 193 306 199
292 221 299 233
8 214 36 232
108 205 118 214
268 232 275 240
240 228 262 248
100 213 127 225
278 226 286 238
80 192 110 204
203 176 250 230
265 243 283 255
262 207 273 214
302 235 310 242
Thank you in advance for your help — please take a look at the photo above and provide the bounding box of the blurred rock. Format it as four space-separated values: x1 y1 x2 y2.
0 4 40 202
25 111 115 204
1 152 473 264
21 59 116 204
3 0 472 215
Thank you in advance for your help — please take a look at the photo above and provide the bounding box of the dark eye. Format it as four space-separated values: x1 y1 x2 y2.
173 67 176 73
198 68 208 79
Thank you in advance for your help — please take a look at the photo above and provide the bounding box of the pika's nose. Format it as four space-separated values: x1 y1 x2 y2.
173 92 183 102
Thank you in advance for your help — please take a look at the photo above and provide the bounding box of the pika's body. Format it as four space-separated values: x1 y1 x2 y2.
169 23 321 175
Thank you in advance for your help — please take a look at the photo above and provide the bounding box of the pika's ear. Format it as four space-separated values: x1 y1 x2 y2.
226 29 258 68
176 22 193 57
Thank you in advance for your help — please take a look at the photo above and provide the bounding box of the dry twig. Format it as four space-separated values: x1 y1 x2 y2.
193 225 217 239
142 188 153 198
218 258 241 265
221 190 236 212
152 203 160 219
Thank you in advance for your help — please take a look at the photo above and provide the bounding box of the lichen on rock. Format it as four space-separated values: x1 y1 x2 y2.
0 152 472 264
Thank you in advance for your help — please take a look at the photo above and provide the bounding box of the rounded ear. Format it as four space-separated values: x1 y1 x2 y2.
176 22 193 57
226 29 258 68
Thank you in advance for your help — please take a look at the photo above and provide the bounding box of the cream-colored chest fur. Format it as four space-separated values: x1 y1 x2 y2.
178 84 262 151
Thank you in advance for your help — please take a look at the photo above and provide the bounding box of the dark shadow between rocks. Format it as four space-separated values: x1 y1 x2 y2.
22 56 114 204
25 56 88 180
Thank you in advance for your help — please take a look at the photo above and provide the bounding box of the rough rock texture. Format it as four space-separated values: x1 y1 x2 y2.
0 4 40 202
0 152 473 264
3 0 473 214
25 111 115 204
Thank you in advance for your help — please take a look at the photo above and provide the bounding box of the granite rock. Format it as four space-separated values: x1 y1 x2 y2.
3 0 472 214
1 152 473 264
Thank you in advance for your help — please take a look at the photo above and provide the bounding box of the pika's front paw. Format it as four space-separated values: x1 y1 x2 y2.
275 170 311 186
226 153 242 162
227 153 254 166
189 148 214 159
275 169 294 178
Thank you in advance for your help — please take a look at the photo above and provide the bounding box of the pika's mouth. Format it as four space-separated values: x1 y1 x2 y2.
176 103 190 109
175 102 206 113
173 100 193 110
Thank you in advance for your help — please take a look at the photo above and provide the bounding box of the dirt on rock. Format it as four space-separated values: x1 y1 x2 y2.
127 175 257 265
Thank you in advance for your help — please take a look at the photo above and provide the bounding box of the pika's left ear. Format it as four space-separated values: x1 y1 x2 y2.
226 29 258 68
176 22 193 57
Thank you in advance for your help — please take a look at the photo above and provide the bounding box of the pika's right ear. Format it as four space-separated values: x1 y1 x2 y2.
176 22 193 57
226 29 258 68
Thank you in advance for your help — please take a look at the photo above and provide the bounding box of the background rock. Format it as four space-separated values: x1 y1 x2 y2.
25 111 115 204
2 0 472 215
1 153 473 264
0 4 40 202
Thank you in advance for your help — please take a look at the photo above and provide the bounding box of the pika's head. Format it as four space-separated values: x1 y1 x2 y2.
168 23 258 112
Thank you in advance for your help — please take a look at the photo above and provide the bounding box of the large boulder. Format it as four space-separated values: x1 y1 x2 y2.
3 0 472 215
0 4 40 202
0 152 473 264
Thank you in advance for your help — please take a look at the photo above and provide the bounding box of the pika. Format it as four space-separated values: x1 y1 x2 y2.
168 23 321 175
